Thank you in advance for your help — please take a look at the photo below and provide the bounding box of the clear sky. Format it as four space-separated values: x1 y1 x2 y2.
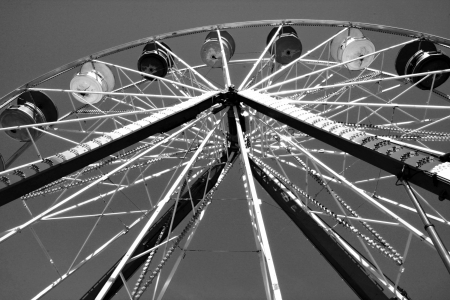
1 0 450 299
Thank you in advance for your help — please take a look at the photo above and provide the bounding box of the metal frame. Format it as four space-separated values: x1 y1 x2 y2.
81 151 236 300
1 18 450 300
0 92 220 206
249 158 391 300
238 90 450 201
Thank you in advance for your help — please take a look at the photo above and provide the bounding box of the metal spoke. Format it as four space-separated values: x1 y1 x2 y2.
156 41 218 90
267 68 449 96
94 117 221 299
2 19 450 300
0 113 211 243
258 39 419 92
233 106 282 300
216 29 231 88
28 87 191 99
0 107 165 133
238 25 283 90
278 100 450 110
93 60 207 94
277 130 445 251
249 27 348 90
401 180 450 274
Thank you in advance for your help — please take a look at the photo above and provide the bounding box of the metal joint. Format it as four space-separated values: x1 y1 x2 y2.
424 224 435 230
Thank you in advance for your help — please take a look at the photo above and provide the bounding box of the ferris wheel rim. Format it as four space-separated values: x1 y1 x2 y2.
1 18 450 300
2 18 450 107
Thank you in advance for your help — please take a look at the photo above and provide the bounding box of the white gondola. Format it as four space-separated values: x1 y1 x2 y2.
330 28 375 70
200 31 235 68
70 62 115 104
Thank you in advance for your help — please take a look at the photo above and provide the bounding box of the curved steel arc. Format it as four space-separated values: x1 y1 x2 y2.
2 19 449 108
0 19 449 300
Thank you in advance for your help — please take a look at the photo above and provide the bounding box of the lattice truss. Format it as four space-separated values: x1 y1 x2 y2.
1 20 450 300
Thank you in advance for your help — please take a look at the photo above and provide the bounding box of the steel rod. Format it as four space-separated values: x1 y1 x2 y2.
258 39 419 92
0 107 165 133
27 87 191 99
94 120 219 299
259 120 442 251
249 28 348 90
239 25 282 90
233 106 282 300
401 180 450 275
156 41 218 91
93 60 207 93
268 68 450 96
0 115 208 244
216 29 231 87
279 101 450 110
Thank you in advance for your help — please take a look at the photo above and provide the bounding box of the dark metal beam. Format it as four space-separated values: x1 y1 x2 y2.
239 90 450 201
249 158 391 300
80 150 237 300
0 93 221 206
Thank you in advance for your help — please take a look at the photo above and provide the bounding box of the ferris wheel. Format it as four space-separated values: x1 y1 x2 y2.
1 19 450 299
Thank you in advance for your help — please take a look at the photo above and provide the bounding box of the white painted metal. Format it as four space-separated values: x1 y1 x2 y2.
128 236 178 263
276 100 450 110
402 180 450 274
0 107 166 133
366 192 450 225
155 41 219 91
257 39 419 92
120 272 134 300
0 112 213 244
233 106 283 300
267 68 449 96
94 118 220 299
310 212 401 225
2 19 450 300
28 87 192 99
238 25 283 90
216 29 232 88
93 60 207 93
32 208 160 300
254 160 407 300
277 132 448 253
249 28 348 90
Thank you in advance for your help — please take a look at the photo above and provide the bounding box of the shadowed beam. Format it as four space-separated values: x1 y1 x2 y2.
0 92 222 206
80 150 238 300
249 158 391 300
239 89 450 202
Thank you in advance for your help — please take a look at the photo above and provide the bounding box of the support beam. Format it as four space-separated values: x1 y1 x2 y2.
80 150 237 300
94 122 221 299
239 89 450 201
233 106 282 300
401 180 450 274
0 92 220 206
249 159 391 300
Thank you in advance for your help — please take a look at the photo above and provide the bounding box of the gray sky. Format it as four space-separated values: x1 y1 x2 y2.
1 0 450 299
